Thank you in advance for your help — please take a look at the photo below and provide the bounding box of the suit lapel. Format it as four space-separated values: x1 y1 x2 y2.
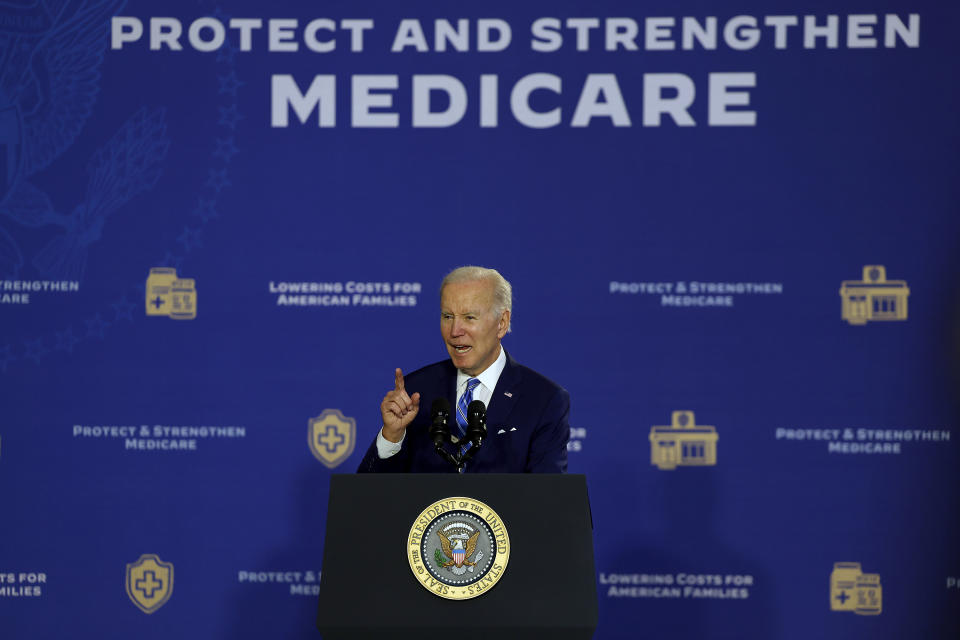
439 360 459 411
486 352 521 428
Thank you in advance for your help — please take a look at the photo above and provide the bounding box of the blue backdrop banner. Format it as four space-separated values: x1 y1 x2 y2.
1 1 958 638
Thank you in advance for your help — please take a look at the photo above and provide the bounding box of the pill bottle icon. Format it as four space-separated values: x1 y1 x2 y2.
830 562 861 612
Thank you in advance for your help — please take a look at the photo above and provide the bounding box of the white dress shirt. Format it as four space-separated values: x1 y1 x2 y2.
376 346 507 458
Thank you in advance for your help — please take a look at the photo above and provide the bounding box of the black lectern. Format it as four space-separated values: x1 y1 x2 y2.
317 474 597 640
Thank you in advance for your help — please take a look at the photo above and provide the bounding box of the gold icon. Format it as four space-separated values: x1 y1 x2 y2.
126 554 174 614
407 496 510 600
839 265 908 325
308 409 356 468
146 267 197 320
830 562 882 615
649 411 718 470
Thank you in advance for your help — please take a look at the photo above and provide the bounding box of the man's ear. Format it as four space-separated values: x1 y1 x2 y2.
497 310 510 338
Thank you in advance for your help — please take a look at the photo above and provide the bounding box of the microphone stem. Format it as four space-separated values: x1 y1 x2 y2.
434 444 459 467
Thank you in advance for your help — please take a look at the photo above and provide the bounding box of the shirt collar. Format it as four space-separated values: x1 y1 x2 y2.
457 345 506 394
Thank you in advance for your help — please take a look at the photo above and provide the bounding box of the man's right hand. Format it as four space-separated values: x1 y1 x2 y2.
380 368 420 443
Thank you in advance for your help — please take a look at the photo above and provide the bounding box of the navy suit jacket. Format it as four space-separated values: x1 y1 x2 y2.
357 352 569 473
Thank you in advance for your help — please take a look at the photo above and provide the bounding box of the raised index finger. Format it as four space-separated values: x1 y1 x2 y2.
394 368 405 392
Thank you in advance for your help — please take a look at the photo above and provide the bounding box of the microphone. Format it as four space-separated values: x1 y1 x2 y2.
458 400 487 468
429 397 459 468
429 397 452 447
465 400 487 448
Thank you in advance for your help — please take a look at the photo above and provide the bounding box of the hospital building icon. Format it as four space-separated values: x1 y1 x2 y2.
839 265 909 325
649 411 718 470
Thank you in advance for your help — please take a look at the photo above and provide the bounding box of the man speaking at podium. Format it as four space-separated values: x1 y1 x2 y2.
357 266 569 473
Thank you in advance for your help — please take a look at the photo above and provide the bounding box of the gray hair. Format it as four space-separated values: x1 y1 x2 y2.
440 266 512 333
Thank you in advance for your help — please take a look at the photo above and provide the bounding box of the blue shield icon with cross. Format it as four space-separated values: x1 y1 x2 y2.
125 554 174 614
309 409 356 468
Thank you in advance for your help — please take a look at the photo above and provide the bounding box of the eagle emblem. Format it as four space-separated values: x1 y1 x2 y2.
408 497 510 600
0 0 170 280
436 523 484 576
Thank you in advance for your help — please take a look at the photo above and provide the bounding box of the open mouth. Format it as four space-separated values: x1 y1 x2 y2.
451 345 472 354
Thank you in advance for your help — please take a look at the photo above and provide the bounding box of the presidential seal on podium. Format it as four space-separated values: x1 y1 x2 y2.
407 496 510 600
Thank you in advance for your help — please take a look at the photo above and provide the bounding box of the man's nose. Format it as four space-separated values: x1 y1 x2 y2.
449 318 465 335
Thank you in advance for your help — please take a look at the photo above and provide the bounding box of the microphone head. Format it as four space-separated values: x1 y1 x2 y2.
429 397 451 447
467 399 486 425
431 397 451 419
466 400 486 445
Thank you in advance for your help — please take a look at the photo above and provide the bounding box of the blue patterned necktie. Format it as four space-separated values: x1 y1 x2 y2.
456 378 481 448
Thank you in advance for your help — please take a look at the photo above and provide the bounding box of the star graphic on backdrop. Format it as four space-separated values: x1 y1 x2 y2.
212 5 233 23
112 298 136 322
212 137 239 164
211 6 237 62
159 252 185 272
218 71 244 97
55 327 80 353
218 103 243 130
216 37 237 65
193 197 219 222
24 337 48 364
85 314 110 340
206 167 231 193
177 226 204 252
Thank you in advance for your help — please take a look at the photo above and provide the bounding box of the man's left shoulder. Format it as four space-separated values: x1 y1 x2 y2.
508 358 568 397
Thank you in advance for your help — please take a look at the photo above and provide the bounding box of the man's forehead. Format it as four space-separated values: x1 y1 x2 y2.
441 280 494 309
